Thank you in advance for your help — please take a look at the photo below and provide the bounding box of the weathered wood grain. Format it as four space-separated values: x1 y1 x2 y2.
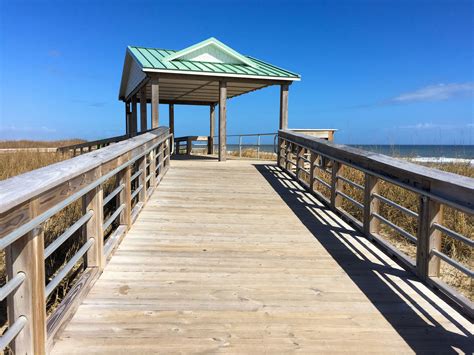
51 159 472 354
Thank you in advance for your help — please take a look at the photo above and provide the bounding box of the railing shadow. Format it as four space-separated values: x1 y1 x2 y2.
254 163 472 354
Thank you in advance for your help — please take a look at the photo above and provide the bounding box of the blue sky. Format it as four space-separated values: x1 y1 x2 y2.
0 0 473 144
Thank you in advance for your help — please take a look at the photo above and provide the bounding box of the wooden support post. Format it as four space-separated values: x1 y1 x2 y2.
151 78 159 128
309 152 317 191
285 142 292 171
296 146 304 182
279 84 289 130
186 138 192 155
218 81 227 162
140 86 147 132
363 174 379 237
82 185 105 270
208 104 215 155
417 194 443 280
331 161 342 208
149 150 156 188
6 200 46 355
139 157 147 203
125 101 131 136
169 104 174 138
119 165 132 231
131 95 138 137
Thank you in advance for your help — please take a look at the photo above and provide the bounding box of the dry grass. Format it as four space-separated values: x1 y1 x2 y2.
0 139 84 149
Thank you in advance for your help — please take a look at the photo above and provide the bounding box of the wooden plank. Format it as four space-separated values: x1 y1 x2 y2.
51 159 472 354
218 81 227 162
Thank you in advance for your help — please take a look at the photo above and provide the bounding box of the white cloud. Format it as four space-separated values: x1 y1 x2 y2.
389 83 474 103
398 122 472 130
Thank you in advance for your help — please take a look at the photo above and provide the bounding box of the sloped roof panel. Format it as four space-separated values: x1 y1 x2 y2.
127 46 300 80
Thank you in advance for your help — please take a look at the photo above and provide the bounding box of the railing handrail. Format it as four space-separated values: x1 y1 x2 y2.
0 127 169 215
56 128 158 153
279 129 474 213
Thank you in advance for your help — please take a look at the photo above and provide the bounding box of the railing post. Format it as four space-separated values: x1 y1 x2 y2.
285 142 292 171
119 165 132 231
330 161 342 208
239 136 242 158
138 156 147 203
149 150 156 188
309 152 317 192
257 135 260 159
417 193 443 280
6 200 46 355
186 138 192 155
363 174 379 237
296 146 304 182
82 185 105 270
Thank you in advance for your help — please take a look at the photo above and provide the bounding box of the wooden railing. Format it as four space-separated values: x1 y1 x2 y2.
56 129 160 156
0 127 172 353
278 129 473 317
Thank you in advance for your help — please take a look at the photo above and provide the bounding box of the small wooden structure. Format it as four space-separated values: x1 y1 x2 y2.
119 37 300 161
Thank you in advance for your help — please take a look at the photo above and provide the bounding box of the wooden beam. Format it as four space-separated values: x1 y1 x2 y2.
208 104 215 154
131 95 138 137
169 104 175 138
218 81 227 162
151 78 159 128
140 86 147 132
279 84 289 129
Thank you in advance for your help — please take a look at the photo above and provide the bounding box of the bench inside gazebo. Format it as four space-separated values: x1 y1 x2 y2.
119 37 300 161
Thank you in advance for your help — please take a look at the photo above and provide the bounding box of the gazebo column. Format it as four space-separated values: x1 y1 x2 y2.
131 94 138 137
218 81 227 162
169 104 175 137
279 84 289 129
125 101 131 136
151 78 159 128
140 86 147 132
208 104 215 155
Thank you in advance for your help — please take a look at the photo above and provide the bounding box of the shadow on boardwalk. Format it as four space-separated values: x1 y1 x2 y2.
255 163 472 354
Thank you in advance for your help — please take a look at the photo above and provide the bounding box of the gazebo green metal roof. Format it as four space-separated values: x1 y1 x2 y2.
127 38 300 80
119 37 300 103
128 46 300 79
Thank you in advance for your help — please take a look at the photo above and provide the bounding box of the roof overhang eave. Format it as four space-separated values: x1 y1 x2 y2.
141 68 301 82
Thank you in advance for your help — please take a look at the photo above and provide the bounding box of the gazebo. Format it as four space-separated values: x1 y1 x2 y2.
118 37 300 161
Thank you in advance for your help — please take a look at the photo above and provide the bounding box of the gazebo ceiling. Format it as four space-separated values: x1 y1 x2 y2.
119 38 300 104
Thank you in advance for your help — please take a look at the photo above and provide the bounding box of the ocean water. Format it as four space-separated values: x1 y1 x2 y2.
214 144 474 159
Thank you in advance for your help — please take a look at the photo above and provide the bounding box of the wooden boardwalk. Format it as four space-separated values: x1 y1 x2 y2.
52 158 472 354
